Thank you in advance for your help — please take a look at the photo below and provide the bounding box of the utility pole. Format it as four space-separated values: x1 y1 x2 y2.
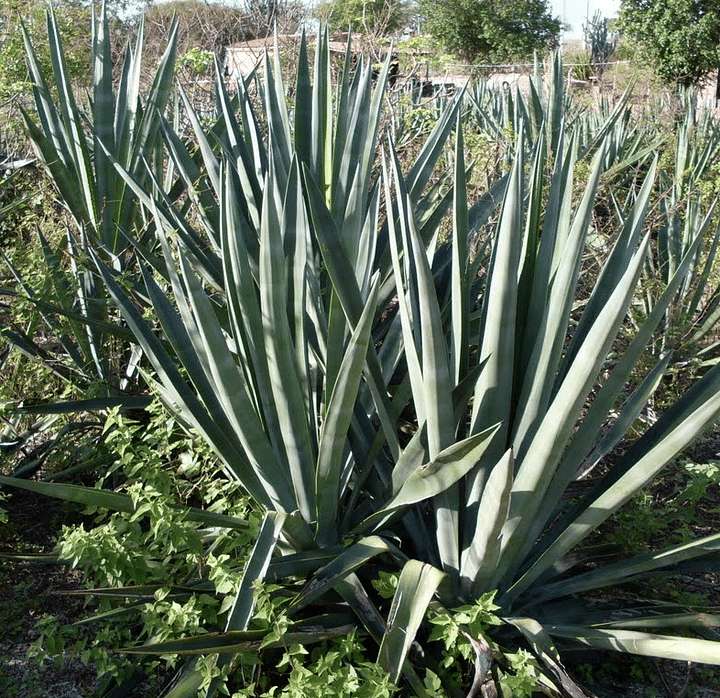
585 0 590 48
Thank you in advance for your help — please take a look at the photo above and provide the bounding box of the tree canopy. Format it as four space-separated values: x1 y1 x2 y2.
142 0 249 64
0 0 93 103
418 0 560 63
314 0 410 35
618 0 720 86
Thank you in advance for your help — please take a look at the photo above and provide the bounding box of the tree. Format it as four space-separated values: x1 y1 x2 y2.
315 0 410 35
0 0 94 157
618 0 720 87
245 0 306 37
141 0 251 66
418 0 560 63
140 0 305 65
0 0 93 102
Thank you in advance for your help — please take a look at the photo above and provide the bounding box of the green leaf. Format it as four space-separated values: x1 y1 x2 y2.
224 512 286 632
508 359 720 602
291 536 406 611
157 658 204 698
462 448 513 596
316 279 381 542
533 530 720 603
378 560 446 683
0 476 248 530
546 626 720 665
258 158 315 521
122 616 355 655
508 618 591 698
206 511 286 698
354 425 500 535
497 234 651 593
386 145 454 457
17 397 152 415
469 130 525 445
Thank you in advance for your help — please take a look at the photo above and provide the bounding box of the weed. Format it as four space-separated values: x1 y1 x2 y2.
25 401 258 687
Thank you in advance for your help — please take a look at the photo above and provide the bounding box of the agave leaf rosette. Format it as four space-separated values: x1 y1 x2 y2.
642 93 720 361
373 107 720 686
11 19 720 694
71 29 500 691
92 151 498 696
22 3 178 257
465 52 643 174
108 114 720 693
7 3 181 401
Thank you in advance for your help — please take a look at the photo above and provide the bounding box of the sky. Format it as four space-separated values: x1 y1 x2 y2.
552 0 621 40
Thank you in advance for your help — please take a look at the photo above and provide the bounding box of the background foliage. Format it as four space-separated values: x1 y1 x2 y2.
0 0 94 156
418 0 560 62
314 0 410 35
619 0 720 87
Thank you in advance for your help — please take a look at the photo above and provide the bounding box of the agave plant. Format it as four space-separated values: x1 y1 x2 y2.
0 3 180 408
22 4 179 258
5 21 720 698
131 71 720 695
5 24 484 697
639 92 720 362
305 120 720 692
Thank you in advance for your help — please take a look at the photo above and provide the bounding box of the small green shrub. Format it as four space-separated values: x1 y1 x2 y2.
179 46 214 73
28 401 258 688
427 594 544 698
598 453 720 571
569 50 593 81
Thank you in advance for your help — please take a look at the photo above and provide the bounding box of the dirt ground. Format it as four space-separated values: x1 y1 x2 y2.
0 490 99 697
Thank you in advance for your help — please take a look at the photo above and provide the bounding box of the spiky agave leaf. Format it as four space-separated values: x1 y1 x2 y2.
376 78 720 689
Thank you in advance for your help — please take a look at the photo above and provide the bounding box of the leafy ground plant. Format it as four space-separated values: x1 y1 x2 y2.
20 401 258 695
5 11 720 698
